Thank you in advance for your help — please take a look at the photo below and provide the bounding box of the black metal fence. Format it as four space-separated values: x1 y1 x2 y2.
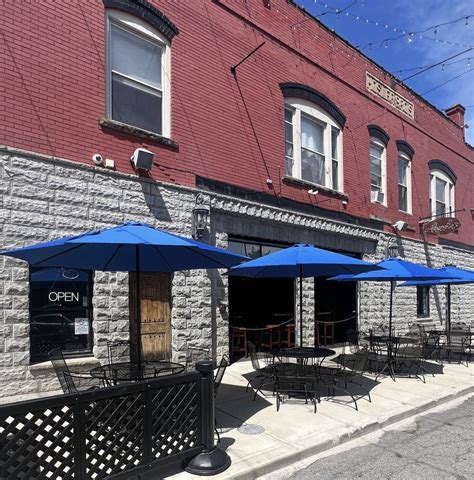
0 365 222 480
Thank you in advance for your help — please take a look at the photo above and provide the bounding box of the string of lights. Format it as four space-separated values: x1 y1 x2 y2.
393 56 472 75
421 67 474 95
289 1 474 50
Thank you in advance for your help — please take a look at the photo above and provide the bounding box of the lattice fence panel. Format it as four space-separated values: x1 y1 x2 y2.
84 392 144 479
0 405 75 480
151 381 200 459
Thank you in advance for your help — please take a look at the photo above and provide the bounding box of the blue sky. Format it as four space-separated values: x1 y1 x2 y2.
296 0 474 144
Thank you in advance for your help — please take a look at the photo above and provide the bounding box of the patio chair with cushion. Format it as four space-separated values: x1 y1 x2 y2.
49 348 102 394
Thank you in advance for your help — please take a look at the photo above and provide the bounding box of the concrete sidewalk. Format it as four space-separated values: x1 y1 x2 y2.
167 356 474 480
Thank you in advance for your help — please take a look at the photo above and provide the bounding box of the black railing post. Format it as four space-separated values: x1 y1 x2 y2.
185 361 231 475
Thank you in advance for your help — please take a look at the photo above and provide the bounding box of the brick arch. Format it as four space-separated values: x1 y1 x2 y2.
429 160 457 184
396 140 415 158
280 83 346 127
367 125 389 145
103 0 179 41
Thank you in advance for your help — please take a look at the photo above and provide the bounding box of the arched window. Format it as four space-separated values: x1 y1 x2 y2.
368 126 389 206
105 3 175 137
396 141 414 214
283 94 344 192
429 161 456 218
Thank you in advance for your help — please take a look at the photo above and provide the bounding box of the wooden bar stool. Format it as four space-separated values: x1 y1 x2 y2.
231 327 247 357
320 322 335 345
279 323 295 348
260 324 281 350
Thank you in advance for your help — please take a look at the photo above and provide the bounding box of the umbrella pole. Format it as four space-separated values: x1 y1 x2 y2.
447 284 451 333
135 246 142 369
389 280 394 338
299 267 303 347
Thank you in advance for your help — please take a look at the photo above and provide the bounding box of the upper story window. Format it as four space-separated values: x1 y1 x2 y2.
368 125 389 206
398 152 412 213
281 83 346 193
396 141 414 214
428 160 456 218
106 9 172 137
284 100 343 191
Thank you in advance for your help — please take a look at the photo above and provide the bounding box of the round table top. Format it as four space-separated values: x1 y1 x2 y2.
278 346 336 359
90 361 185 382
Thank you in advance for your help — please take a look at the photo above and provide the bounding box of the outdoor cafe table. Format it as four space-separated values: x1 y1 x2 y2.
90 361 186 385
275 346 336 373
364 335 418 381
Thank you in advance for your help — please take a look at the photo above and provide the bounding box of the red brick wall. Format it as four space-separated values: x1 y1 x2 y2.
1 0 472 246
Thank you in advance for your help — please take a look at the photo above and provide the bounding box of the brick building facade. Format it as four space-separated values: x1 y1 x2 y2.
0 0 472 398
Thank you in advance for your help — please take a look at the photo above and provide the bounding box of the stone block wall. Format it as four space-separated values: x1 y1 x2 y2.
0 147 473 399
0 149 221 398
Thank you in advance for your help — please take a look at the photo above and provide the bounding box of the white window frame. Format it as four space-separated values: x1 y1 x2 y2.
397 151 412 214
105 10 171 137
284 98 343 192
429 169 455 218
369 137 387 206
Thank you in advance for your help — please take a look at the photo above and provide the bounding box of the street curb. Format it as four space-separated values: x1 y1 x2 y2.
224 384 474 480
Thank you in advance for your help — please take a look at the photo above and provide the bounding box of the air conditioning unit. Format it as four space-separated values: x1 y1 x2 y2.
371 190 385 204
131 148 154 170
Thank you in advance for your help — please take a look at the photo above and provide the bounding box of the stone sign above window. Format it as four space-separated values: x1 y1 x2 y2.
366 72 414 120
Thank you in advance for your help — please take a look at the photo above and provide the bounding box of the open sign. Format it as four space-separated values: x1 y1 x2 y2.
48 292 80 303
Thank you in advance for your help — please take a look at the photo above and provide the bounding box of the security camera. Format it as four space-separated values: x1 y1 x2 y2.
392 220 408 232
92 153 103 165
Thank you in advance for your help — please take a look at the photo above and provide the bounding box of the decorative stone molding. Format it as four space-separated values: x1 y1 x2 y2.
368 125 390 145
428 159 457 184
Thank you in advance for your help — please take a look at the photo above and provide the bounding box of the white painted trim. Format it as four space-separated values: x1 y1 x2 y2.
105 9 171 137
369 137 387 206
429 168 455 218
285 98 344 193
398 151 412 214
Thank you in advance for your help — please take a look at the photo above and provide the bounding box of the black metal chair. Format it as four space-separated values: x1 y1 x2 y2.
186 346 211 370
318 345 369 411
214 355 229 442
275 374 318 413
246 341 275 400
441 331 471 366
106 340 130 364
346 329 360 354
395 341 431 382
49 348 102 393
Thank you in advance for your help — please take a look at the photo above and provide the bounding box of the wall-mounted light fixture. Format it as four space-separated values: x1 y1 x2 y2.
192 193 210 239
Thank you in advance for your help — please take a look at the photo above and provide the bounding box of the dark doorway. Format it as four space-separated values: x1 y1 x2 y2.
228 276 295 361
314 278 357 345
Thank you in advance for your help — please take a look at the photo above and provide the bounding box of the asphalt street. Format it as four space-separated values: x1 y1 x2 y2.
289 396 474 480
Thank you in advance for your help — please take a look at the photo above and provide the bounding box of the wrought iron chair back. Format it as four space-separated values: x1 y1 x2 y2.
48 348 73 394
248 341 262 371
351 346 370 373
186 346 211 370
214 355 229 398
106 340 130 364
346 329 359 354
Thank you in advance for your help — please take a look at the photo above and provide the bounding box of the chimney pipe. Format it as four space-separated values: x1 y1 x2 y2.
445 104 466 129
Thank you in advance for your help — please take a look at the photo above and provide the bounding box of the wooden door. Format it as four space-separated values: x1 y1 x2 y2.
129 272 171 362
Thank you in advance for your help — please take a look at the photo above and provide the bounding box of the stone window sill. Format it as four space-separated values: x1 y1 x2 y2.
29 355 100 372
282 175 349 201
99 118 179 150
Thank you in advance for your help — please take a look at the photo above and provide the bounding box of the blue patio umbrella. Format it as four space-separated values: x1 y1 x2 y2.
0 222 247 365
399 266 474 331
228 244 382 346
329 258 461 337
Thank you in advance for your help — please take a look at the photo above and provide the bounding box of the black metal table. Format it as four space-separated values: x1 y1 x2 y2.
276 347 336 373
90 361 186 385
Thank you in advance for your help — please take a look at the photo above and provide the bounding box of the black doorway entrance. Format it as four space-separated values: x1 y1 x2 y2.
314 278 357 345
228 276 295 361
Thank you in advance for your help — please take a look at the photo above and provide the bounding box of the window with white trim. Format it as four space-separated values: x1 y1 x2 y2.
106 10 170 136
429 169 455 218
370 138 387 205
398 151 412 213
284 99 343 191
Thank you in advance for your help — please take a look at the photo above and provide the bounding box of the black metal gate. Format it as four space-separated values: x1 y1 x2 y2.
0 370 205 479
